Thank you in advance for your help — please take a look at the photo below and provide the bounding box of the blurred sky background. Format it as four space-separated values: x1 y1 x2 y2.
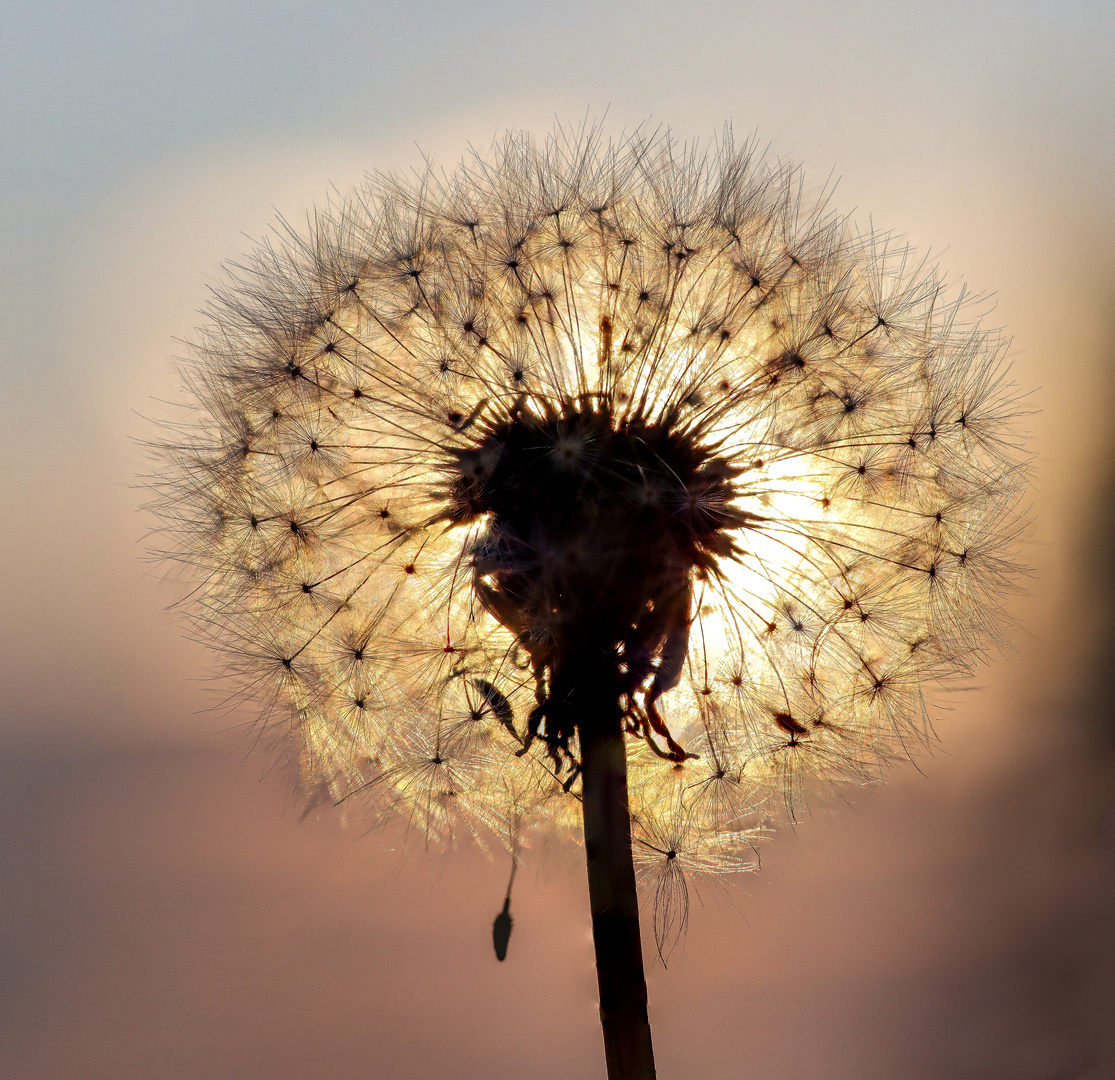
2 2 1114 1077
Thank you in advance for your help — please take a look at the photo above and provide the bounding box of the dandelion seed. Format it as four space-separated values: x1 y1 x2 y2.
147 121 1028 1080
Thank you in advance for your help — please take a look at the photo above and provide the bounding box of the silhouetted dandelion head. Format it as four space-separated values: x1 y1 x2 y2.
150 124 1026 943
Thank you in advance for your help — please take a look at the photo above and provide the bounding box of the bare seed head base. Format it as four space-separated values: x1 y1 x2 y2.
149 124 1027 1080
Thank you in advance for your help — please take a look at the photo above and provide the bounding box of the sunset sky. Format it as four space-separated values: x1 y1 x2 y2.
2 2 1113 1077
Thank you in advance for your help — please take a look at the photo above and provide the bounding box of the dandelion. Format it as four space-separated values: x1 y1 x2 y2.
149 122 1027 1080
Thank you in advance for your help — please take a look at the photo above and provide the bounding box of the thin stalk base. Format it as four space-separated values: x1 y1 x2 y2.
580 721 656 1080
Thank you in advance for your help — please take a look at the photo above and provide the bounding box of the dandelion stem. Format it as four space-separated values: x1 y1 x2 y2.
577 691 657 1080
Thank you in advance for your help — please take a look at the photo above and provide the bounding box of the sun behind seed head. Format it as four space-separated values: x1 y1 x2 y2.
148 122 1028 949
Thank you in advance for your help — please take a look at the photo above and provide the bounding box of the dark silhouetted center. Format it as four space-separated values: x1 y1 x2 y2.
445 400 753 763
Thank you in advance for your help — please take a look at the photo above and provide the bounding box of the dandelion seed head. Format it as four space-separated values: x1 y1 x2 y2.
149 123 1028 932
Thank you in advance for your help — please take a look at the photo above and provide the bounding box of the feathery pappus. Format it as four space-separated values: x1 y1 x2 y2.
148 123 1027 953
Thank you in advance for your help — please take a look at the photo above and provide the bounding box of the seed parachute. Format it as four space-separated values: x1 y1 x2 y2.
150 124 1027 949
